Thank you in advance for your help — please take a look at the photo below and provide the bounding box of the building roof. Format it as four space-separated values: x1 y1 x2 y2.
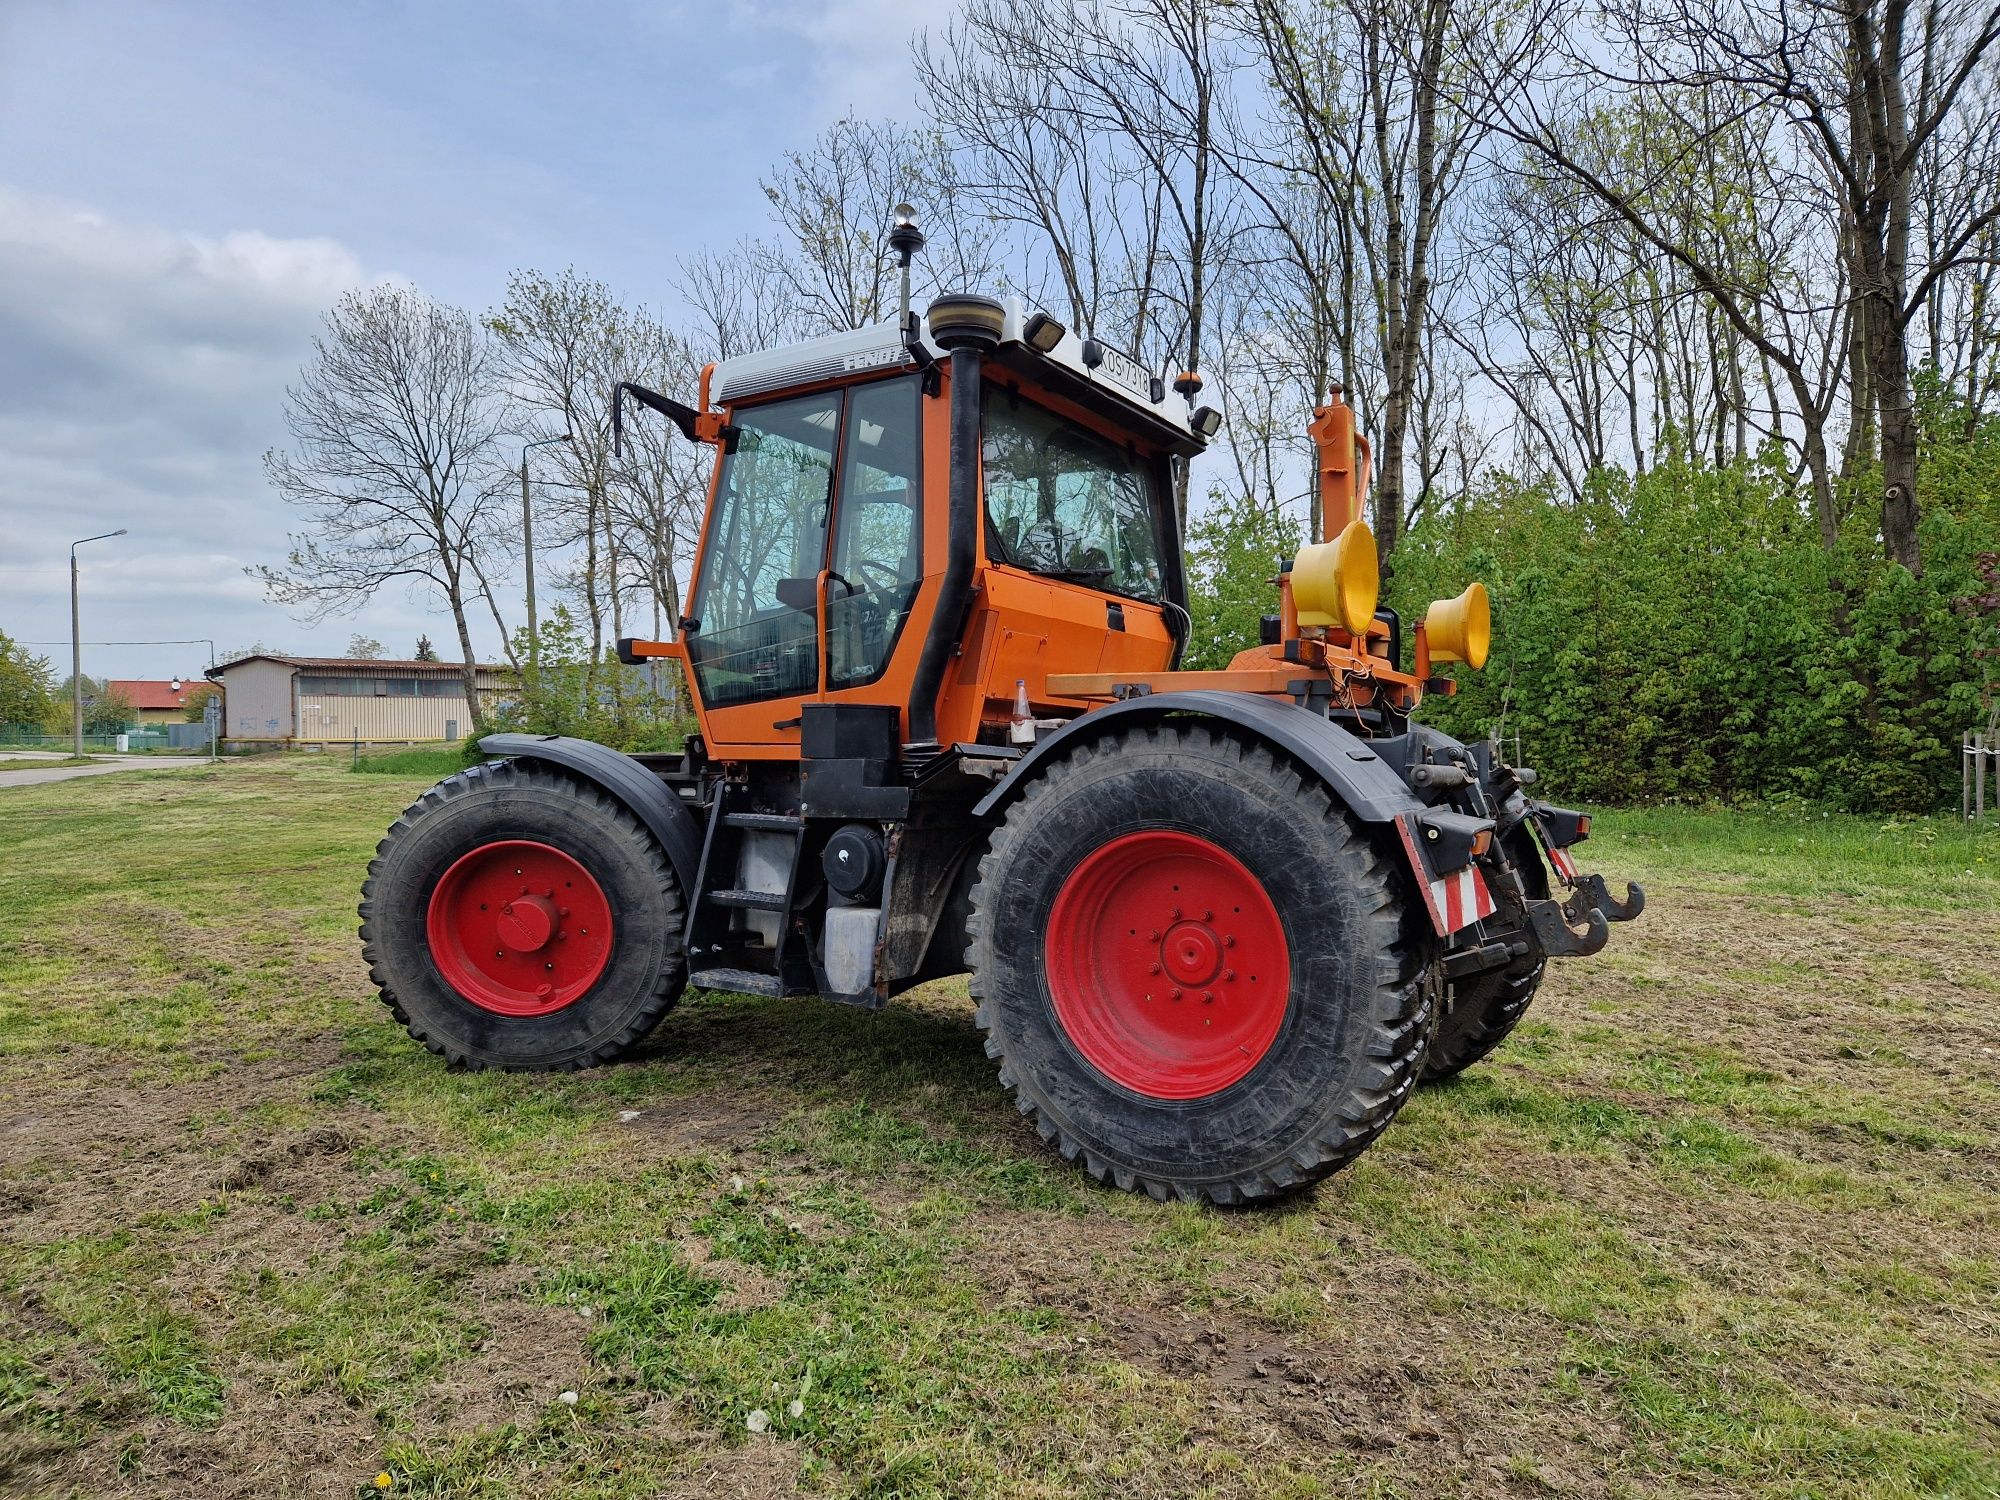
208 653 505 680
106 678 206 711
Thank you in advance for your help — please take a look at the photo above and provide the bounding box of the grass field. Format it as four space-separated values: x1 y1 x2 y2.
1 757 1996 1499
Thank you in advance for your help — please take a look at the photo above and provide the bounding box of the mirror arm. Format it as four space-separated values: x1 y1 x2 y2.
613 382 736 456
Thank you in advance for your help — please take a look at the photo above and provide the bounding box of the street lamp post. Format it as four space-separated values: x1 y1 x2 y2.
520 435 573 677
70 529 127 756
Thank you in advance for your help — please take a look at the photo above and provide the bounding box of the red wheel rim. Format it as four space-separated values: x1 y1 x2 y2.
1044 830 1291 1100
425 840 615 1017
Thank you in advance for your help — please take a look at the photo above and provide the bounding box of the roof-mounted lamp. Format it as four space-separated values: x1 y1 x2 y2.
1022 311 1066 353
889 203 925 334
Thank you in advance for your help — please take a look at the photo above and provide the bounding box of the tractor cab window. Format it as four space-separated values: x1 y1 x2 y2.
827 377 923 690
982 388 1165 601
686 391 839 708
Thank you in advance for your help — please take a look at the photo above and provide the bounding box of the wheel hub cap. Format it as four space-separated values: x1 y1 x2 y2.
496 895 558 952
425 840 614 1017
1044 829 1291 1100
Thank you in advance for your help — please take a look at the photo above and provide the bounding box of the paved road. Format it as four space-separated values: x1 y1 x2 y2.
0 755 217 789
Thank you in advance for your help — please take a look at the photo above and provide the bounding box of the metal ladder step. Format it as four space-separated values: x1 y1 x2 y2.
723 811 805 831
706 887 788 911
690 967 786 997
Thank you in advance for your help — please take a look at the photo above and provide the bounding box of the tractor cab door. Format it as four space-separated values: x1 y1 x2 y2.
682 375 925 756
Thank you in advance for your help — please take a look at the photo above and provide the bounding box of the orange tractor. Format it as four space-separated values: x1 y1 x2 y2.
361 244 1641 1204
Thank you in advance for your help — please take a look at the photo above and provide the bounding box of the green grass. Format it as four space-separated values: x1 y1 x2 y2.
0 755 99 771
350 744 480 776
2 756 1997 1497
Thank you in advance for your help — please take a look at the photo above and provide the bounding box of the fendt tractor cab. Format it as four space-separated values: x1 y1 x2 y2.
360 229 1642 1205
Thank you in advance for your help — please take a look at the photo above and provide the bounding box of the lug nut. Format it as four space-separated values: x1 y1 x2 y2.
1223 934 1236 948
1149 962 1161 974
1202 991 1214 1003
1170 986 1184 1000
1224 969 1236 982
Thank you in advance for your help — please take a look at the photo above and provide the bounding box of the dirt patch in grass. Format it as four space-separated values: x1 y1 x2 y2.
4 761 1999 1498
673 1439 803 1499
609 1092 788 1153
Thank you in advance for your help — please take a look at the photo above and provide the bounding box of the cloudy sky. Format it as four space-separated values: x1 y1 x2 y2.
0 0 940 679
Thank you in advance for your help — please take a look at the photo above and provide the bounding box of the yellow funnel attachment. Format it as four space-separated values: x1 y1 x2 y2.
1424 582 1491 669
1292 519 1379 635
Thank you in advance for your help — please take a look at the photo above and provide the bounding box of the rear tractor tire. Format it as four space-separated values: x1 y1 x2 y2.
359 759 687 1070
966 723 1435 1206
1421 828 1549 1083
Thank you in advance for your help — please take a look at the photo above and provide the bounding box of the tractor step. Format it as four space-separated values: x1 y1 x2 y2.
690 967 788 997
723 812 806 831
707 887 789 911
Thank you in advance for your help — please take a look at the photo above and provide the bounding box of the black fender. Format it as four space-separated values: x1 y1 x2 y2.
478 733 703 895
971 691 1431 824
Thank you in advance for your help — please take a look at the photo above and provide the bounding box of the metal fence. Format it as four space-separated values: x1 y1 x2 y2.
1967 711 2000 823
0 724 195 754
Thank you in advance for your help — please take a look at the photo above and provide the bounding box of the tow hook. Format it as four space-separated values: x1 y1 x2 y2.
1573 873 1645 923
1527 897 1610 957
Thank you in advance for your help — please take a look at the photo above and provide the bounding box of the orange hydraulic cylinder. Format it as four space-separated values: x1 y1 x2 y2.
1307 387 1373 544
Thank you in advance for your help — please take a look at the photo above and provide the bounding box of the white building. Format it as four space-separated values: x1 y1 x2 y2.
206 655 508 747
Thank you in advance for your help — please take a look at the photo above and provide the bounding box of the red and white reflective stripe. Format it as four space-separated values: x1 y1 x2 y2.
1548 847 1578 882
1428 864 1496 935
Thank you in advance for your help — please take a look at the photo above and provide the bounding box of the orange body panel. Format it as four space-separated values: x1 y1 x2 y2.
934 565 1173 743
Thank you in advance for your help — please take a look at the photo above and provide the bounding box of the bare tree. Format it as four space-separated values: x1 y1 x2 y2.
676 238 805 360
921 0 1242 524
754 117 1004 336
1479 0 2000 571
258 285 509 730
1245 0 1524 566
489 268 667 674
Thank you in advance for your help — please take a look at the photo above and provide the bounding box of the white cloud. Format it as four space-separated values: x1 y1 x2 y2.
0 186 456 669
729 0 958 122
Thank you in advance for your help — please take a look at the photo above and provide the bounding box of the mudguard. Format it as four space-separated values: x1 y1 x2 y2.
478 733 704 894
972 690 1435 825
970 693 1499 944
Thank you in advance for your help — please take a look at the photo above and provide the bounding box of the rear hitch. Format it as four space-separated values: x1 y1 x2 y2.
1573 873 1645 923
1526 896 1609 957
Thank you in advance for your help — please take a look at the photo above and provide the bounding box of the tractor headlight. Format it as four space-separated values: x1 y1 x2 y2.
1424 582 1491 670
1291 518 1379 635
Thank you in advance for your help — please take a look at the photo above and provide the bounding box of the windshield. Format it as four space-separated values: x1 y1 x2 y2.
982 387 1165 600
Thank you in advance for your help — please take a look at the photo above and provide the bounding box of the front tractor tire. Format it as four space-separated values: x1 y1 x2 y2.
967 724 1435 1206
359 760 687 1070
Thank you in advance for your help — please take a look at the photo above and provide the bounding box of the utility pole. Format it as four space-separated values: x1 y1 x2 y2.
520 434 573 679
69 529 127 755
